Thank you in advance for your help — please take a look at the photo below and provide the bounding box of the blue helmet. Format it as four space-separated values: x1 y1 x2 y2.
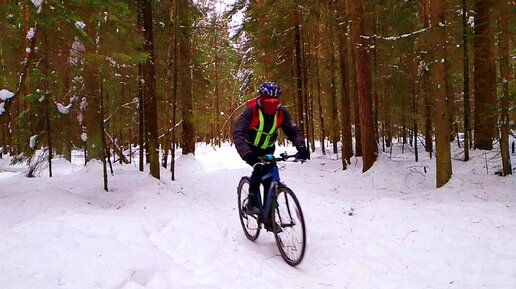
258 82 281 98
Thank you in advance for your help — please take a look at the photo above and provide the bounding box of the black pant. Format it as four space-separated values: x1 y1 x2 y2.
249 164 272 208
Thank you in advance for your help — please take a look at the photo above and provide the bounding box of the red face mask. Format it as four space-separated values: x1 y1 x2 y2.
260 96 280 115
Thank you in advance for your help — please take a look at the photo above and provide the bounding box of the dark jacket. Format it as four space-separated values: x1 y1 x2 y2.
232 105 306 159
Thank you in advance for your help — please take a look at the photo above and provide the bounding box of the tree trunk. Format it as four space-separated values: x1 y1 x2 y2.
302 31 311 152
100 83 109 191
307 42 316 152
412 78 418 162
294 14 305 138
372 17 380 146
329 22 339 155
170 0 178 180
178 0 195 155
462 0 471 161
315 37 326 155
84 23 104 162
336 0 353 166
42 27 53 177
411 43 418 162
138 62 145 171
423 73 433 155
214 43 221 147
473 0 496 150
139 0 160 179
350 0 376 172
349 45 363 157
352 65 362 157
498 0 512 176
431 0 452 188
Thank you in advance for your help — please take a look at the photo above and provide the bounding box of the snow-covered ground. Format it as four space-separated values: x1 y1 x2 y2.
0 142 515 289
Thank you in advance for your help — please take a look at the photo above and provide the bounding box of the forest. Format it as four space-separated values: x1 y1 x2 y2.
0 0 514 189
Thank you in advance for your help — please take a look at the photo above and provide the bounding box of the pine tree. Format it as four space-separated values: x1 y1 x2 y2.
138 0 160 179
431 0 452 187
349 0 376 172
177 0 195 155
473 0 497 150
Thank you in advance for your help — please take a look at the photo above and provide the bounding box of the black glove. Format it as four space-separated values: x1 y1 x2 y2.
243 152 259 167
295 149 310 160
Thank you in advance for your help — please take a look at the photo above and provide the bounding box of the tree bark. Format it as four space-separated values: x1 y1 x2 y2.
138 62 145 171
294 13 305 138
314 35 326 155
431 0 452 187
139 0 160 179
349 0 376 172
329 22 339 155
473 0 497 150
336 0 353 166
42 26 53 178
498 0 512 176
84 23 104 162
462 0 471 161
352 63 362 157
302 30 311 152
171 0 179 180
178 0 195 155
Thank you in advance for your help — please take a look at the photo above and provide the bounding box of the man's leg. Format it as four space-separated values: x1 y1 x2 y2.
246 167 262 214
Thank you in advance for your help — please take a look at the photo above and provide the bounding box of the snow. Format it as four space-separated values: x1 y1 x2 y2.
56 102 72 114
75 21 86 30
468 16 475 28
26 27 35 40
29 135 38 149
0 89 15 101
0 142 515 289
31 0 43 8
0 102 5 115
364 28 428 41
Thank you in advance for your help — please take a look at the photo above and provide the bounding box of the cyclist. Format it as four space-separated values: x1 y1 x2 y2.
232 82 309 229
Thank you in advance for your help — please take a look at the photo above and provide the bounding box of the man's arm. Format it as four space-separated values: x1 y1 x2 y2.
232 106 254 159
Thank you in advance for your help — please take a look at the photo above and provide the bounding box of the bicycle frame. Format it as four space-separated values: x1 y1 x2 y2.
238 153 306 266
255 159 281 221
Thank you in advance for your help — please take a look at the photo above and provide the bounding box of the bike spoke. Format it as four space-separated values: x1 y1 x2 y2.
273 187 306 266
238 177 260 241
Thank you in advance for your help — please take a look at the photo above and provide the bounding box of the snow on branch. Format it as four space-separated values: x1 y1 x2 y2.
26 28 36 40
361 27 428 41
56 102 73 114
54 81 84 115
31 0 43 8
0 89 15 115
0 89 15 101
31 0 43 14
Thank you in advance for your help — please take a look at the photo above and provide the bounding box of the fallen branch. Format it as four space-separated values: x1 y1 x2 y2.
104 129 129 164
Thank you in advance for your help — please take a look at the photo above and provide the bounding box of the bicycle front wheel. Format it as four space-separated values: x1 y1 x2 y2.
237 177 260 241
272 185 306 266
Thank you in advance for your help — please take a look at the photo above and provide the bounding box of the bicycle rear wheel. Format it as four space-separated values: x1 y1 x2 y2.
237 177 260 241
272 185 306 266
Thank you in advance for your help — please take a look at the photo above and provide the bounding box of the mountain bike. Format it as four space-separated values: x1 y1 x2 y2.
237 153 306 266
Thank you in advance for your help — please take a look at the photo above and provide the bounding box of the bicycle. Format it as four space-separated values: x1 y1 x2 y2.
237 153 306 266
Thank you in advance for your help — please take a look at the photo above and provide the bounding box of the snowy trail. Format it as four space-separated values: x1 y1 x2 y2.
0 144 515 289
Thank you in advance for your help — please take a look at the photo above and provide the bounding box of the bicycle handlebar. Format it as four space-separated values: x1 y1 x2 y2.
252 152 306 168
